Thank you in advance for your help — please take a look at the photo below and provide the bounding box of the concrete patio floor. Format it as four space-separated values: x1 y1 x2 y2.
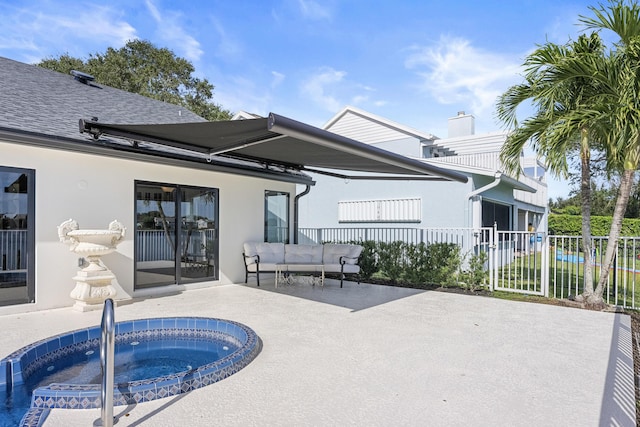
1 280 636 426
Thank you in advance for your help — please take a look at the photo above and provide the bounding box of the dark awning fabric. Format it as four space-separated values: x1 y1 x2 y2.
79 113 468 183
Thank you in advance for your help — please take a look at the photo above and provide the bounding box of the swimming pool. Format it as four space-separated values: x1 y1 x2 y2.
0 317 262 427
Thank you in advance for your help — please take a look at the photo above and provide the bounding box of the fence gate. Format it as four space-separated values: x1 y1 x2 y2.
491 229 548 296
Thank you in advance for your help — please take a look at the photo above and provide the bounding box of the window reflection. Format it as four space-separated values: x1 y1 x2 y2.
135 182 218 289
265 191 289 243
0 168 34 306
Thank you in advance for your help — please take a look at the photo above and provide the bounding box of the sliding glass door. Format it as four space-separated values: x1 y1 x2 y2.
179 186 218 282
135 181 218 289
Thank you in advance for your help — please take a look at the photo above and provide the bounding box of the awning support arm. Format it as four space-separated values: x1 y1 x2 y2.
208 134 288 156
302 167 448 181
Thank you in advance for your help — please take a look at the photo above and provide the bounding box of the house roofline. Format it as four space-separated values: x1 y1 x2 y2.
324 105 438 141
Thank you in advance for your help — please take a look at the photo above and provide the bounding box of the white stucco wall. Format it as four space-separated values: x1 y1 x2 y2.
0 140 296 315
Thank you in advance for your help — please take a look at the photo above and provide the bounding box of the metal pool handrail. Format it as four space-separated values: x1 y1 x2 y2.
100 298 115 427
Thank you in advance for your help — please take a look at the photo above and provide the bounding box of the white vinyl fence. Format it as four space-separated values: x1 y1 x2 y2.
0 230 26 272
2 228 639 309
298 227 640 310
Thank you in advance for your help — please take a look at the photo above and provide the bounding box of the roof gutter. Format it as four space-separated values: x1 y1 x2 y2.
467 172 537 199
465 172 538 230
267 113 468 183
467 172 503 200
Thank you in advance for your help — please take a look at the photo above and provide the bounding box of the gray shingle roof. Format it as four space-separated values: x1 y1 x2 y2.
0 56 313 184
0 56 205 142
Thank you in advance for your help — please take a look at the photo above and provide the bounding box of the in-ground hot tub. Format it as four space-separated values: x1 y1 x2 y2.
0 317 262 427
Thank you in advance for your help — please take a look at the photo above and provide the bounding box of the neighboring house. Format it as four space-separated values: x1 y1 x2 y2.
297 106 547 237
0 58 462 314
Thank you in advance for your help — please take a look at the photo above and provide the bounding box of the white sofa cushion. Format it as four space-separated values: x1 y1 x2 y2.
243 242 285 264
284 244 323 264
282 264 324 273
323 244 363 265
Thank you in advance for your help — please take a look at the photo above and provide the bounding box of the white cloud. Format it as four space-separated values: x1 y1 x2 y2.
300 67 387 113
144 0 203 62
53 6 137 46
297 0 332 20
0 36 38 53
0 4 137 60
351 95 369 105
208 17 243 61
145 0 162 22
301 67 346 112
404 35 521 116
271 71 285 88
215 75 272 117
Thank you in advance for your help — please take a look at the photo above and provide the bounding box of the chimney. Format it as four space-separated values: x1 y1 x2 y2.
448 111 475 138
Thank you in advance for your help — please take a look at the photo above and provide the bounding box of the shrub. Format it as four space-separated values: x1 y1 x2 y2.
377 241 405 282
403 242 430 284
459 250 489 291
356 240 378 280
338 240 475 289
549 214 640 236
426 243 461 287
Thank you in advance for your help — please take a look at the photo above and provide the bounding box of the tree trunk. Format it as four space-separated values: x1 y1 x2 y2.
578 129 594 298
591 168 635 307
156 200 175 253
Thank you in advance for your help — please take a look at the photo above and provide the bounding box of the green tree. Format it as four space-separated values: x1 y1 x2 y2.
578 0 640 306
625 179 640 217
496 32 607 306
550 178 639 217
38 40 232 121
501 1 640 308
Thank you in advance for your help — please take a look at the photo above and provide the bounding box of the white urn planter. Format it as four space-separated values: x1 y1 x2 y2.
58 219 125 312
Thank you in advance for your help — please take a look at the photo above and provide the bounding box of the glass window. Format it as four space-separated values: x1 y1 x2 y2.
482 200 511 231
135 181 218 289
265 191 289 243
0 167 34 306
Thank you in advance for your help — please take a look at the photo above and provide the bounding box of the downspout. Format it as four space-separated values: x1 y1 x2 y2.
293 185 311 244
467 172 502 291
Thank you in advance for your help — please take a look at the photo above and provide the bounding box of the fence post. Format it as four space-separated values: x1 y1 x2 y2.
542 233 549 297
491 223 498 291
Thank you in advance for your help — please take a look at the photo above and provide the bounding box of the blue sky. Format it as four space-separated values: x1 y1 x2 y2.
0 0 605 199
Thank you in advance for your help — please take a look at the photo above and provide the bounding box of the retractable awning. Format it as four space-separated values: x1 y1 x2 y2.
79 113 467 183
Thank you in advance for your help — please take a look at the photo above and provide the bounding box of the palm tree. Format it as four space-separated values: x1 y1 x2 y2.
578 0 640 305
499 0 640 308
496 32 607 305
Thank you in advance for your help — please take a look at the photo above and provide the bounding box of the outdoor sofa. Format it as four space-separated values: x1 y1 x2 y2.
242 242 363 287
